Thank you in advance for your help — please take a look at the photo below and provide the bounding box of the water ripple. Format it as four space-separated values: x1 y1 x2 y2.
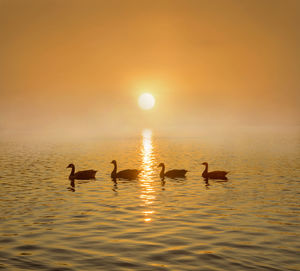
0 133 299 270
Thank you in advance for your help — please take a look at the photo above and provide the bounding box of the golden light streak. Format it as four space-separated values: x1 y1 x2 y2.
140 129 156 222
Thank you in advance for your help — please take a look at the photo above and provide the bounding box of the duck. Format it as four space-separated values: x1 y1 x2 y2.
66 163 97 180
111 160 140 180
201 162 228 180
158 163 188 179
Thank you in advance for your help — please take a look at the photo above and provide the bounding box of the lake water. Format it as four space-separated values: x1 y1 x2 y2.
0 129 299 270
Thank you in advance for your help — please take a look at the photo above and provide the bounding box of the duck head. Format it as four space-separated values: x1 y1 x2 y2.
67 163 74 169
158 163 164 168
201 162 208 166
111 160 117 165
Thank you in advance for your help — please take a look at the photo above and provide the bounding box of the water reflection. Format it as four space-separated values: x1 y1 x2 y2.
140 129 156 222
204 178 210 189
112 179 118 192
204 178 228 189
68 179 75 192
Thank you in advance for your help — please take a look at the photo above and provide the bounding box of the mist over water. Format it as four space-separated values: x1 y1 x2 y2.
1 1 300 138
0 129 299 270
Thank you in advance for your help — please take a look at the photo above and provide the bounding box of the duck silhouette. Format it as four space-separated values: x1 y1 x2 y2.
158 163 188 179
201 162 228 180
111 160 140 180
67 163 97 180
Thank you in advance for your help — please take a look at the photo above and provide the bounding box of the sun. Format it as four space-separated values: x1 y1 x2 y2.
138 93 155 110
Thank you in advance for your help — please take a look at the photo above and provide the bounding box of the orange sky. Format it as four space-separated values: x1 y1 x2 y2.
0 0 299 137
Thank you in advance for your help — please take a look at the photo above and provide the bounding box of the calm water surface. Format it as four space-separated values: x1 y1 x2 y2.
0 130 299 270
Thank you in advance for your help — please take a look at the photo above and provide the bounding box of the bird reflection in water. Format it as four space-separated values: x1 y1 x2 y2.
204 178 228 189
112 178 118 192
204 178 210 189
140 129 156 222
68 179 75 192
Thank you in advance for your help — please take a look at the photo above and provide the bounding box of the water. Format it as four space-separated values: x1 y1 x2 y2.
0 130 299 270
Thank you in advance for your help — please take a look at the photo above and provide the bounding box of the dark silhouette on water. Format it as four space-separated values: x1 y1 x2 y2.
66 163 97 180
201 162 228 180
204 178 210 189
68 179 75 192
158 163 188 179
111 178 118 192
111 160 140 180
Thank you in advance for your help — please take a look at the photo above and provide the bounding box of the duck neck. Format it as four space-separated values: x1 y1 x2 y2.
202 164 208 177
111 162 117 178
160 164 165 178
70 165 75 177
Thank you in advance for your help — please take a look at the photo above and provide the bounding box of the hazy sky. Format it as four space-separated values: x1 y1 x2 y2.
0 0 299 138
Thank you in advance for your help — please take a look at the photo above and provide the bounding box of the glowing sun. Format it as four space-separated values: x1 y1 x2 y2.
138 93 155 110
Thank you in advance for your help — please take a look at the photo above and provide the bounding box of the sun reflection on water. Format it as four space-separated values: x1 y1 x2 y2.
140 129 156 222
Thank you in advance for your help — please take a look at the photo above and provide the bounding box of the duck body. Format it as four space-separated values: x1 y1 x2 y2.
67 163 97 180
115 169 140 179
111 160 140 180
201 162 228 180
158 163 187 179
164 169 188 178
